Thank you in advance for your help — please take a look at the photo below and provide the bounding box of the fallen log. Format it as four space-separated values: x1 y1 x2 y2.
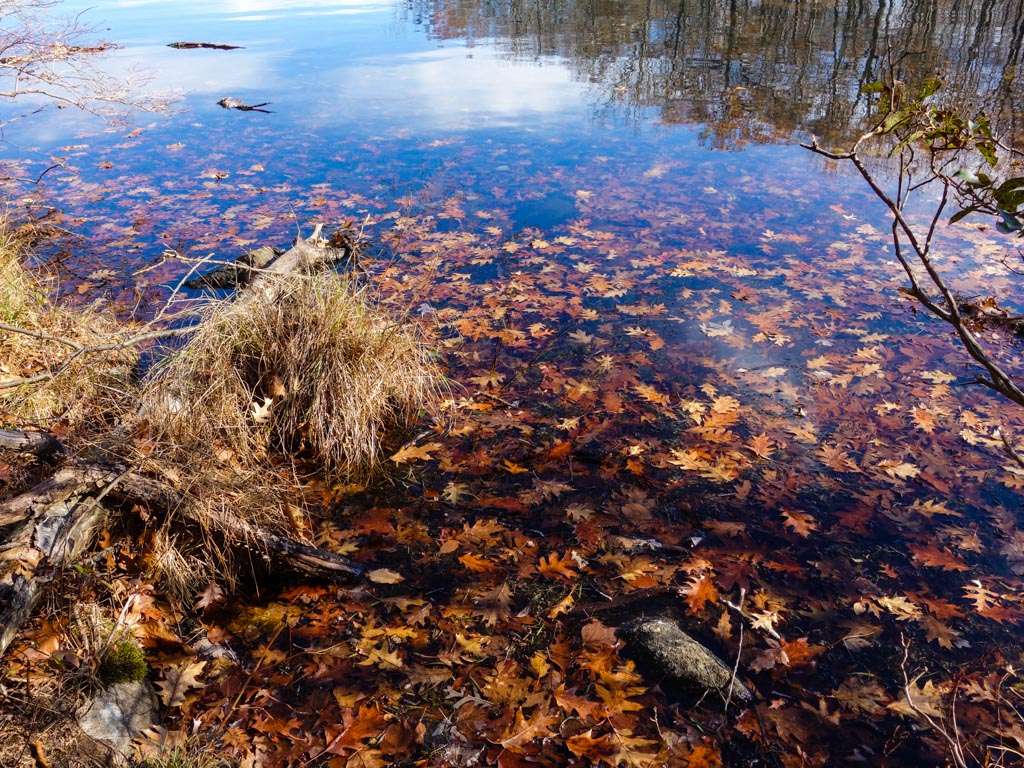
0 465 362 657
184 245 280 290
0 428 62 458
111 472 363 580
260 224 346 280
217 97 271 113
0 468 115 655
0 466 105 527
184 225 352 291
168 42 243 50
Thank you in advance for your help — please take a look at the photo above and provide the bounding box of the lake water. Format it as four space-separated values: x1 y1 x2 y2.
6 1 1024 765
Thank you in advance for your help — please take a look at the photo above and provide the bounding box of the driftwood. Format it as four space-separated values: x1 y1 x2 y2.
259 224 346 279
217 97 270 113
185 245 280 290
0 228 358 658
0 467 115 655
168 42 242 51
110 472 363 580
0 428 62 458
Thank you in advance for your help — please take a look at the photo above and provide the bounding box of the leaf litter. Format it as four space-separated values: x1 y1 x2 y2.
4 115 1024 767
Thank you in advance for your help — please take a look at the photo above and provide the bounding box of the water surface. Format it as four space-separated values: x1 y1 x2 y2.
6 1 1024 764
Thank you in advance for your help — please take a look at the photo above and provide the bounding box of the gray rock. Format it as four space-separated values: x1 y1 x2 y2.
77 680 157 759
621 618 751 703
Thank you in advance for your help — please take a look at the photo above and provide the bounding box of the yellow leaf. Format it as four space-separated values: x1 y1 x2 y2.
367 568 404 584
879 460 920 480
389 442 443 464
530 652 550 678
502 459 529 474
251 396 273 424
634 383 670 407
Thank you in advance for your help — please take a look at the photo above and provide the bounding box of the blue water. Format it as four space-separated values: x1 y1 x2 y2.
6 3 1024 765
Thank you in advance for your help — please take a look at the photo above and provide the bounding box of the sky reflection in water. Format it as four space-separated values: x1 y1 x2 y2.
7 1 1024 764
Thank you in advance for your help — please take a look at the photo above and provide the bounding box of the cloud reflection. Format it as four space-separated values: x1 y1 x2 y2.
327 47 589 130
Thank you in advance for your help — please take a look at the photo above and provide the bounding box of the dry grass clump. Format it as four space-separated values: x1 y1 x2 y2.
66 602 147 688
1 230 445 589
0 229 138 435
140 272 445 485
146 527 219 599
133 735 235 768
0 227 45 326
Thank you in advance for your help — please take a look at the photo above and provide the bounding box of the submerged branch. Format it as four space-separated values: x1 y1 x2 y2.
803 136 1024 409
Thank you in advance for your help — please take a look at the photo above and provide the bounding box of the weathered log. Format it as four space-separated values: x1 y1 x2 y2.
111 472 363 579
260 224 348 280
0 466 362 656
0 470 114 655
0 466 107 526
0 428 63 458
217 97 270 113
168 42 242 50
184 227 348 294
184 245 280 290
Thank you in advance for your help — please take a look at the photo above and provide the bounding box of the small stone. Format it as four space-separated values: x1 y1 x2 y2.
77 680 157 760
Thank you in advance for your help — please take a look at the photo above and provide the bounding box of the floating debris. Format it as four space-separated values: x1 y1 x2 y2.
216 97 271 113
168 41 243 50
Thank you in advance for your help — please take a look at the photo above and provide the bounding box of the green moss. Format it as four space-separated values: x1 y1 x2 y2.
97 637 148 685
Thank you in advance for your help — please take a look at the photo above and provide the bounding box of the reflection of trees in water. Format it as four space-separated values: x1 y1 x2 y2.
404 0 1024 147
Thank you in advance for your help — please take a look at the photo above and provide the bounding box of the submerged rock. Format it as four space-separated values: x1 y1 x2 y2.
621 617 751 703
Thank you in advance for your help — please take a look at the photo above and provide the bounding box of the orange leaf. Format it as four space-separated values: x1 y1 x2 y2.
389 441 443 464
683 573 719 615
538 551 579 580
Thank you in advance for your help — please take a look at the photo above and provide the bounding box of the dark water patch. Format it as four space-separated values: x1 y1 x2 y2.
511 191 579 231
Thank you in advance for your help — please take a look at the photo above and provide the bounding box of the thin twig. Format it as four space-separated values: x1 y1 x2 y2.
899 633 969 768
724 587 746 714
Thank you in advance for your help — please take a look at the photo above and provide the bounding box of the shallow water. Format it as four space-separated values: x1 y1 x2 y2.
6 0 1024 764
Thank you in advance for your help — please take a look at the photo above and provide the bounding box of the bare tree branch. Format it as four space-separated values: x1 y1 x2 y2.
804 134 1024 409
0 324 195 390
0 0 167 127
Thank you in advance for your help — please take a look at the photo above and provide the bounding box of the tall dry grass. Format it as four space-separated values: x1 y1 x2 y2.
1 230 445 581
0 229 137 435
0 227 44 326
140 272 445 483
0 232 444 764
